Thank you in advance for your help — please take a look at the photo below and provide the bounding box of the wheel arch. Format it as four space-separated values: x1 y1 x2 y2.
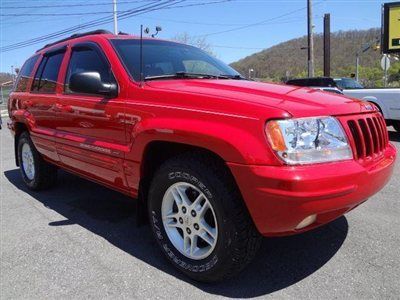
362 97 387 118
14 122 29 166
137 140 244 220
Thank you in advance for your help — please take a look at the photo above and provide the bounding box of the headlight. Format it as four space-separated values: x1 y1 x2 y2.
265 116 353 165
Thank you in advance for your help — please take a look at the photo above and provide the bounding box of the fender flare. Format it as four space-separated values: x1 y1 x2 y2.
126 117 277 166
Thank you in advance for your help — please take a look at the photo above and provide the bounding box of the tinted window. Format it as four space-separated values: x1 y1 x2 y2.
286 79 308 86
334 78 363 89
287 78 336 87
15 55 39 92
111 39 240 81
32 51 65 93
65 47 112 93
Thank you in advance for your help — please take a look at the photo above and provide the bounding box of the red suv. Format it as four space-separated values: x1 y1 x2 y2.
7 30 396 282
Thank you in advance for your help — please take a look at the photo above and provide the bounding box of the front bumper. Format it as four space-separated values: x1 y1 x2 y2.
228 143 397 237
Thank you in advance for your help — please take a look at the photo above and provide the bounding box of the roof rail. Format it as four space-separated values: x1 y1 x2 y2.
36 29 113 53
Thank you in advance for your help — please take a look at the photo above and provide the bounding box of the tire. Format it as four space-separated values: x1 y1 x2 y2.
17 131 57 190
148 152 261 282
393 121 400 133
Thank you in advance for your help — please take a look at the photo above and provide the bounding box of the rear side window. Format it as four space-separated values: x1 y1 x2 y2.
65 47 112 93
32 51 65 93
14 55 39 92
287 79 308 86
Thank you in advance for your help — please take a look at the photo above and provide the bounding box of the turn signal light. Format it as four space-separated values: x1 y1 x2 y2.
265 120 287 152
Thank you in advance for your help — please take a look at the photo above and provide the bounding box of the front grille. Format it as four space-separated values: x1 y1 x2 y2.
344 113 388 160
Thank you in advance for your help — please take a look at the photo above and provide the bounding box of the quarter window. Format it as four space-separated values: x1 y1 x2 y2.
32 51 65 93
15 55 39 92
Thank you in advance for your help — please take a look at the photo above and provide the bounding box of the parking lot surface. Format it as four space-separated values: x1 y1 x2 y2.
1 125 399 299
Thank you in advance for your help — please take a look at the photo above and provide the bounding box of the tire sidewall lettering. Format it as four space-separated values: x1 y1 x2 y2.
150 172 219 273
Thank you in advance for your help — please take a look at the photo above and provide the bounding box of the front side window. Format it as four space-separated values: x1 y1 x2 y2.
15 55 39 92
111 39 242 81
32 51 65 93
65 47 112 94
334 78 364 89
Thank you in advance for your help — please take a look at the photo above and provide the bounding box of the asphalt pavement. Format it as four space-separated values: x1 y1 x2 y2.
1 123 399 299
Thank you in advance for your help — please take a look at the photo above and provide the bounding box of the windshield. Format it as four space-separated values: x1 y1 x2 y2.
334 78 364 89
111 39 242 81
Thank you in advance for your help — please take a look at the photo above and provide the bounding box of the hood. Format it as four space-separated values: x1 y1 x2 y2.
146 79 375 117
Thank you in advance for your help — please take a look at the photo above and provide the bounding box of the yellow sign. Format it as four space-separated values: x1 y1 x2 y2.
388 5 400 51
383 2 400 53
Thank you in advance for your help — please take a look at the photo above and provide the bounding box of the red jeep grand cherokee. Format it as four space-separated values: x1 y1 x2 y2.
8 30 396 282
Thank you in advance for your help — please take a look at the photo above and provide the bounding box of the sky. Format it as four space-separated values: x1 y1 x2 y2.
0 0 397 73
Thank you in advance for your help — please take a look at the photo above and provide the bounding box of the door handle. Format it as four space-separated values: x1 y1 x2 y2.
23 100 33 108
61 105 74 113
54 103 74 113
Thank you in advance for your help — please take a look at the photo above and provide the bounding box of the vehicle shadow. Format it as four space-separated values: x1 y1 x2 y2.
4 169 348 298
388 131 399 142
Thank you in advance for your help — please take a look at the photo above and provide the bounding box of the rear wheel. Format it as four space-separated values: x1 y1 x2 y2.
17 132 57 190
148 152 261 282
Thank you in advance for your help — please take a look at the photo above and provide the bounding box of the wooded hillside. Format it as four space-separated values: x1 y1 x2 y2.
230 28 400 87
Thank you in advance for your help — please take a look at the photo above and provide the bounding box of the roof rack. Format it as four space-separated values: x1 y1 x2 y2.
36 29 113 53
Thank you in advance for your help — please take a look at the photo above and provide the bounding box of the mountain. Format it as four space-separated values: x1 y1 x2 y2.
230 28 399 87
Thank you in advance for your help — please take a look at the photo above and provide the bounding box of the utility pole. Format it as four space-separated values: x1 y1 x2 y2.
113 0 118 34
11 65 14 84
307 0 314 77
323 13 331 77
355 54 359 81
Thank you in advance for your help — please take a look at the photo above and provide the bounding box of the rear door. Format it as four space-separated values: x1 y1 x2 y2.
55 42 127 188
25 48 66 162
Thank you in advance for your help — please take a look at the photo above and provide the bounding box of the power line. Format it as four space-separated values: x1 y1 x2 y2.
1 0 234 52
194 0 326 37
1 11 161 17
1 0 151 9
0 0 234 25
0 0 170 52
138 15 301 27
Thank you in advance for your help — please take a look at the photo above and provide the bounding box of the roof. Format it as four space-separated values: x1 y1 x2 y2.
35 29 187 54
36 29 113 53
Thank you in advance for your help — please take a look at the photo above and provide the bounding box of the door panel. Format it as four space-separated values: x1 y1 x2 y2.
27 93 61 162
55 43 127 189
55 95 127 185
26 50 66 162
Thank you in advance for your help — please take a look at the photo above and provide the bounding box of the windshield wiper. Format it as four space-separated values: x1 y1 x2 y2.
175 72 227 79
145 72 241 81
219 74 247 80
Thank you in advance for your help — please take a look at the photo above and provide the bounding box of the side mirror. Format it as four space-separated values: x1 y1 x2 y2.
69 71 118 98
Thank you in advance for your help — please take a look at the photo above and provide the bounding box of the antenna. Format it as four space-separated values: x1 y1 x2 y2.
139 25 161 86
151 26 162 38
139 25 146 87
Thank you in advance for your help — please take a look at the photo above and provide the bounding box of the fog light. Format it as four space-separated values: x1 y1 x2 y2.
296 214 317 230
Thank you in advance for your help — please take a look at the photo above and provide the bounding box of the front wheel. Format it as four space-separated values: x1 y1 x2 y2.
148 153 261 282
17 132 58 190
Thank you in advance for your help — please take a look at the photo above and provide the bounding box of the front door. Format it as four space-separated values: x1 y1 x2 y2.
55 42 127 189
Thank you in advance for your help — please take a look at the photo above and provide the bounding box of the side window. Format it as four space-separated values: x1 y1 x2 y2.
32 51 65 93
14 55 39 92
65 47 112 94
